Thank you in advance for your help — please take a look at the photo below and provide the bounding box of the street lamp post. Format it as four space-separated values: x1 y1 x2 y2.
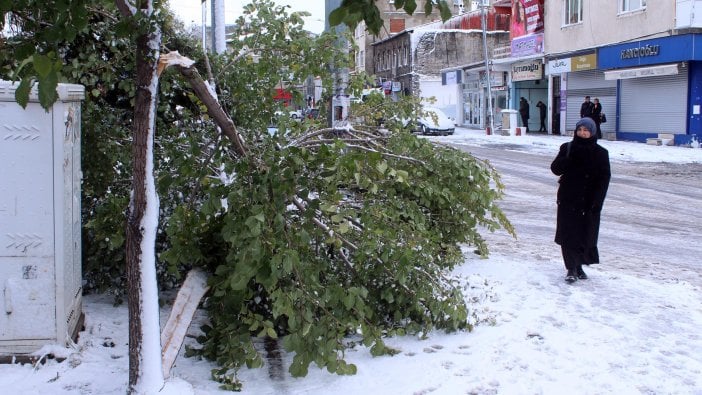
201 0 207 52
480 0 495 135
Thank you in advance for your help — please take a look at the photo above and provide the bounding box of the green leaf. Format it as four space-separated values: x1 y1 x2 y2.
343 293 354 309
376 161 388 174
14 78 32 109
328 7 347 27
266 327 277 338
424 0 433 15
338 221 350 234
289 356 310 377
437 0 453 22
403 0 417 15
33 54 52 78
321 203 337 213
37 71 59 109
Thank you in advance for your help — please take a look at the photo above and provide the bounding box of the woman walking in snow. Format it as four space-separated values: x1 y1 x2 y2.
551 117 611 283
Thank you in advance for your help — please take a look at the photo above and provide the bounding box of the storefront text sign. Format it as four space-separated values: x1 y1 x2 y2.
598 35 692 69
511 33 544 57
442 70 461 85
479 71 505 87
546 58 570 75
546 53 596 75
620 45 660 60
572 54 597 71
512 60 543 81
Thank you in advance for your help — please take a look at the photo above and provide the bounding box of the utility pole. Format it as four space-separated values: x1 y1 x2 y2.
325 0 349 127
480 0 495 134
201 0 207 52
211 0 226 54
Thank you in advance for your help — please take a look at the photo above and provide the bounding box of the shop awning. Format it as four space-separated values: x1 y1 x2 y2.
604 63 679 80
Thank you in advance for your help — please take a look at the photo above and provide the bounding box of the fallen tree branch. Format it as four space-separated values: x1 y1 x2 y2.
156 51 248 157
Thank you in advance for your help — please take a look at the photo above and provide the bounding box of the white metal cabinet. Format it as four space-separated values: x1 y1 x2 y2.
0 81 84 354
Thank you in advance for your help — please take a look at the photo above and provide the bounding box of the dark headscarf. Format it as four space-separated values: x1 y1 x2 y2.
574 117 597 143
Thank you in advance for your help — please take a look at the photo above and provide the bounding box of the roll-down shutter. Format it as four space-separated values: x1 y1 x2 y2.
566 70 617 132
619 66 688 134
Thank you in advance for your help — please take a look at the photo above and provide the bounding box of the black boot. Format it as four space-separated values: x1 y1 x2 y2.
577 266 588 280
565 270 577 283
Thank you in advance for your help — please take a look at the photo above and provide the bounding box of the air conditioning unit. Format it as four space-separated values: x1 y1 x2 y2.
0 81 85 357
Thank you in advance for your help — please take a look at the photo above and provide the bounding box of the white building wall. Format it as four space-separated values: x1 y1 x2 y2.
419 79 460 121
676 0 702 28
544 0 675 55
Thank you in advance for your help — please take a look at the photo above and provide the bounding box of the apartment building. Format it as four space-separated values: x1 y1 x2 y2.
544 0 702 143
356 1 446 76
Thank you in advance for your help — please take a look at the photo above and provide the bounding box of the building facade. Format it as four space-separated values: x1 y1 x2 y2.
544 0 702 143
372 6 511 125
359 1 448 75
337 0 702 143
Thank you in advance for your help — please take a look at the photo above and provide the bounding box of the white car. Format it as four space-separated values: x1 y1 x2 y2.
411 107 455 135
289 109 303 119
274 110 303 120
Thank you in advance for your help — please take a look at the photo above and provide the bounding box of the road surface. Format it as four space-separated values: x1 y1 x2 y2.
448 143 702 288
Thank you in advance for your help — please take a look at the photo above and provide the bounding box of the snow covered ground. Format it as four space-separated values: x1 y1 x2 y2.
1 128 701 394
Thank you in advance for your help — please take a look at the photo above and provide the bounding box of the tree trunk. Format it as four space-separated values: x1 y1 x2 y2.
126 18 164 395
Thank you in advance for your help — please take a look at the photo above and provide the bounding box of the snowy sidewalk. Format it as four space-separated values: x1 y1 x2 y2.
430 127 702 164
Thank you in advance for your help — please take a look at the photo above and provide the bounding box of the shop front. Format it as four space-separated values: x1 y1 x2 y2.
598 34 702 144
461 69 507 129
510 58 547 133
547 52 617 137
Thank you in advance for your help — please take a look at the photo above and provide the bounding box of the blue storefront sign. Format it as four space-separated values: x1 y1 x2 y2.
598 34 702 69
597 33 702 143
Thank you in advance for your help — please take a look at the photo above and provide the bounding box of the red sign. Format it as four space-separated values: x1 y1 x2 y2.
510 0 544 40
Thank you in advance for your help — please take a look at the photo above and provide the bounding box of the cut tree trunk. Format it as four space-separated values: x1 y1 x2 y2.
161 269 210 378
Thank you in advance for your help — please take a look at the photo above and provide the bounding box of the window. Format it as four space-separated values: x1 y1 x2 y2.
621 0 646 13
564 0 582 25
389 18 405 33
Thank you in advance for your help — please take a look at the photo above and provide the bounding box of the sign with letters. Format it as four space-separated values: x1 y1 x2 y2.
512 60 543 81
546 53 596 75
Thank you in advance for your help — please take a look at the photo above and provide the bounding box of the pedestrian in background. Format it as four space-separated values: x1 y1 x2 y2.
519 97 530 133
550 117 611 283
536 100 547 132
592 98 603 139
580 96 594 119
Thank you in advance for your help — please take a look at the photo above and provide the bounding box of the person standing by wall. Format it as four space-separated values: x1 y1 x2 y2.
591 98 603 139
519 97 530 133
550 117 611 283
580 96 594 119
536 100 547 132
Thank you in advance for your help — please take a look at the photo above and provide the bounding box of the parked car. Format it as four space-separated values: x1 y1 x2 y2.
274 109 303 120
408 107 455 135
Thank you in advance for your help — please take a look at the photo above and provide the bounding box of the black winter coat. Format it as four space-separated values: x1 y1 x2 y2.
551 136 611 253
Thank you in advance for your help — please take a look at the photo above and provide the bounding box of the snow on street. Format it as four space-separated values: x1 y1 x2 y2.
1 128 701 394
